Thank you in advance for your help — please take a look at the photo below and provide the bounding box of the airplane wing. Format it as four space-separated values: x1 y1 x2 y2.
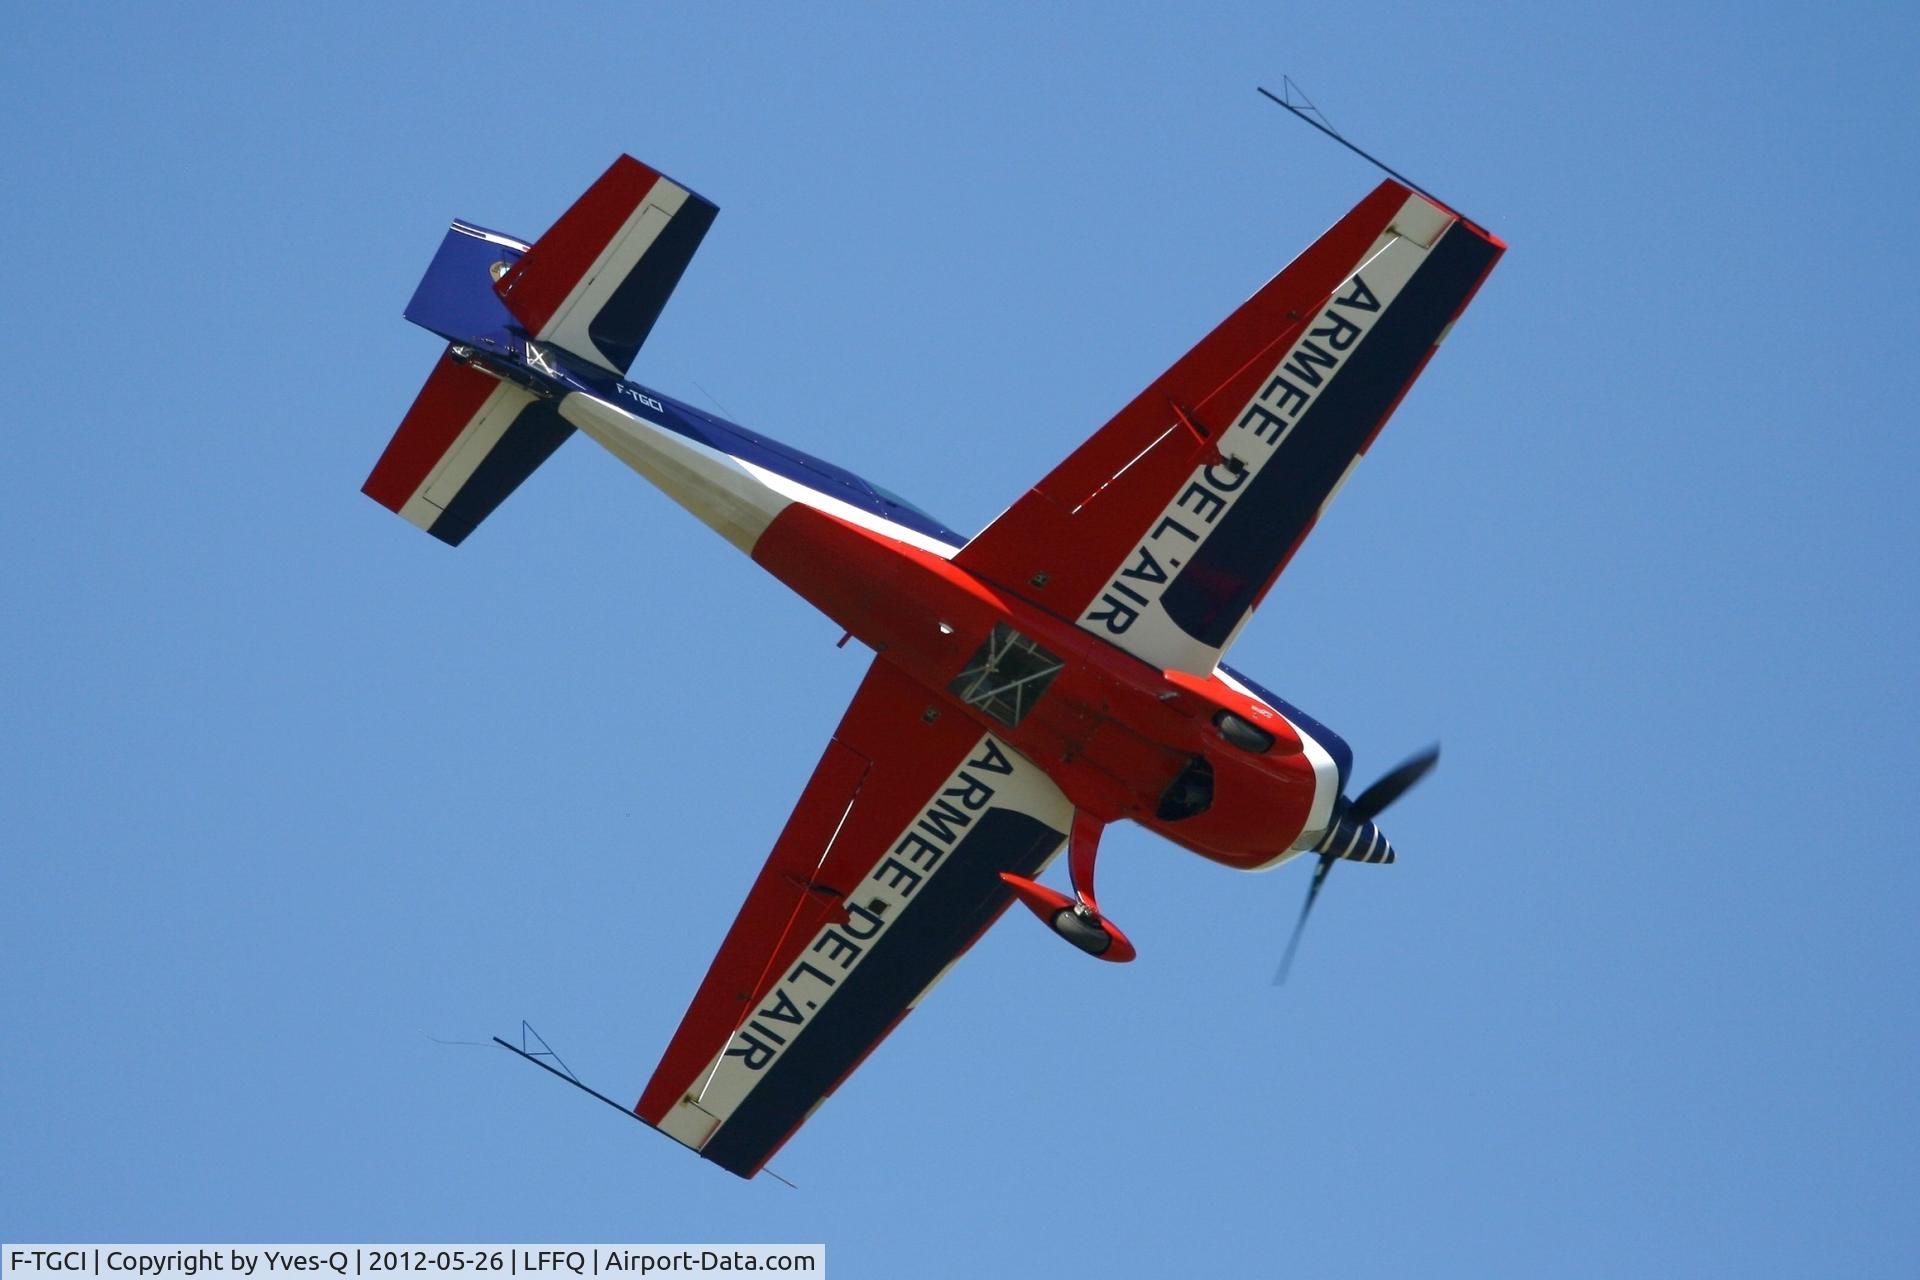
953 181 1505 676
636 656 1072 1178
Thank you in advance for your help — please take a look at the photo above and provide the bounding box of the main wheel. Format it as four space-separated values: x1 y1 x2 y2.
1050 907 1113 957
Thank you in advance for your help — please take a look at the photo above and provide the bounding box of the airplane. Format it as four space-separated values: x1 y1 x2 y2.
363 154 1504 1179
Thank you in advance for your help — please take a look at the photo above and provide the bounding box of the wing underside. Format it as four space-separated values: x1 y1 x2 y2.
636 657 1071 1177
954 181 1505 675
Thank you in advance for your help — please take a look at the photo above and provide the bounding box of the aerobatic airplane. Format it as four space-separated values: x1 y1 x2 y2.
364 155 1503 1178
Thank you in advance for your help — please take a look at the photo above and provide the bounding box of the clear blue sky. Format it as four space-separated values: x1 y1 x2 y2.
5 3 1917 1275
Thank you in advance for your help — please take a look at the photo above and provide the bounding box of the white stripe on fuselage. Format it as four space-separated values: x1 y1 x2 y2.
1213 667 1340 866
735 457 962 558
560 392 962 559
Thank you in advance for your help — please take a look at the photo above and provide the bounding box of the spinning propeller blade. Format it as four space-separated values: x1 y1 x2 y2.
1274 853 1336 985
1274 745 1439 985
1349 744 1440 824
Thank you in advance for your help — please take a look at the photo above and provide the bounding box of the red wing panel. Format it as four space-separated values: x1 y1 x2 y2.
955 182 1504 674
636 657 1072 1178
493 155 718 375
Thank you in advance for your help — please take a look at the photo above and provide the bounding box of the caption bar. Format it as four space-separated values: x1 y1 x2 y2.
3 1250 822 1279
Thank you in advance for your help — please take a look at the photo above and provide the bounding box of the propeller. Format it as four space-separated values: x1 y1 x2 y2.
1349 745 1441 825
1274 744 1439 985
1274 852 1337 985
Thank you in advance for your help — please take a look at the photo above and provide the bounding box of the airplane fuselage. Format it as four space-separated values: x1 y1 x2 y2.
544 365 1346 871
754 500 1332 867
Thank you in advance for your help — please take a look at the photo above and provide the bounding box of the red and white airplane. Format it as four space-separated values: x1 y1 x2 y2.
364 156 1503 1178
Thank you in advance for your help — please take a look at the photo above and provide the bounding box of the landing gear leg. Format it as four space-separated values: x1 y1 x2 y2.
1001 811 1137 963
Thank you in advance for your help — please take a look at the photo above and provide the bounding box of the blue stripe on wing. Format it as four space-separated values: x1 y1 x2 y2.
1159 224 1501 647
697 807 1064 1176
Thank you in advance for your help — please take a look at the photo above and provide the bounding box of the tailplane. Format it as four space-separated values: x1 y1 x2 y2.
361 348 571 546
492 155 716 375
363 156 717 545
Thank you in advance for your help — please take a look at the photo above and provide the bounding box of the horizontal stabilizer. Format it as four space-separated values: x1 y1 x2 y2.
493 155 717 375
362 350 573 546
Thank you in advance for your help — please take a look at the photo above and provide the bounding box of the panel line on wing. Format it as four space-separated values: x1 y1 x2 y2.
691 755 871 1109
1069 423 1180 516
654 733 1071 1155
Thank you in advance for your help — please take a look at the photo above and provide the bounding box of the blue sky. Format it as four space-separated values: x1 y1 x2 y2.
5 3 1917 1275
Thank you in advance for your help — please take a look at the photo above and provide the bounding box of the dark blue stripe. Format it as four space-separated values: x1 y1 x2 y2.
550 358 972 549
1160 225 1500 647
586 195 719 373
697 808 1064 1177
648 392 969 548
427 400 575 546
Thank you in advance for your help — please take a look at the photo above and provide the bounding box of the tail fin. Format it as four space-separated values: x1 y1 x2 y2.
364 156 716 545
403 219 529 349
